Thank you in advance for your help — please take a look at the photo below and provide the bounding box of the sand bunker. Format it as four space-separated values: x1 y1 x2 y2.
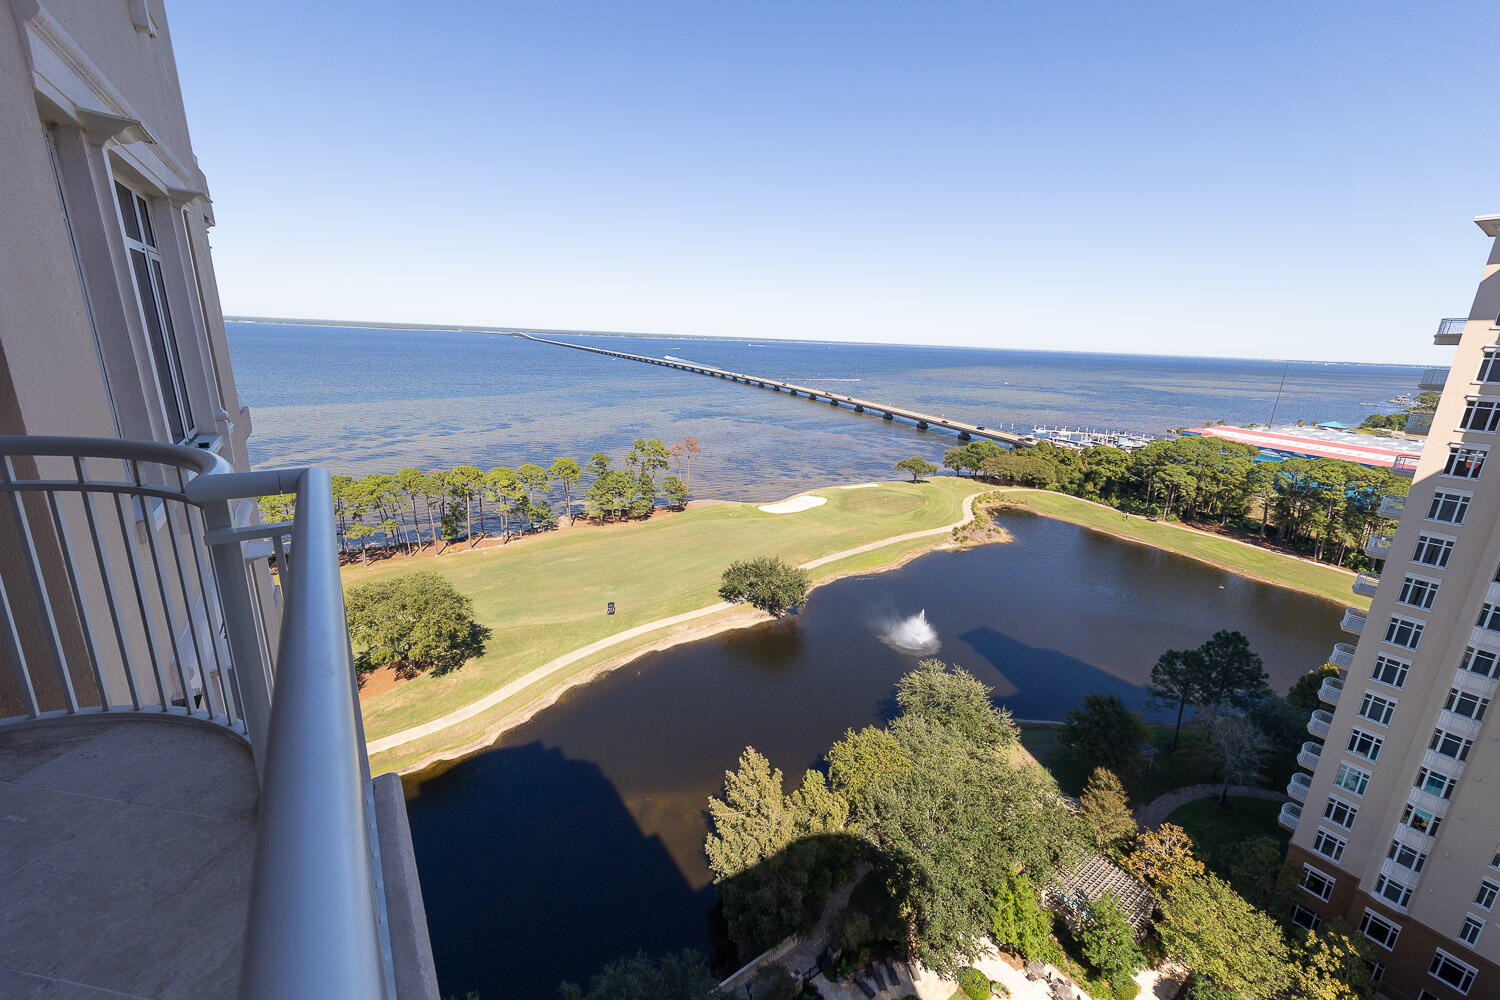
758 495 829 514
839 483 881 489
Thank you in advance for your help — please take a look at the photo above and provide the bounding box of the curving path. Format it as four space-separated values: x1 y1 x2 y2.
1133 783 1287 829
366 491 981 756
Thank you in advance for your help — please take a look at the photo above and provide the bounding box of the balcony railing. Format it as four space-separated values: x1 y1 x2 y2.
1391 454 1420 477
1434 317 1467 345
1329 643 1356 670
1422 747 1466 780
1352 572 1380 597
1418 368 1449 390
1287 772 1313 804
1278 802 1303 832
1340 608 1367 635
1377 494 1406 518
1297 741 1323 770
1407 785 1451 819
1319 677 1344 705
1365 532 1394 558
1451 667 1500 701
1403 412 1433 436
1436 709 1485 740
1308 709 1334 739
0 436 405 1000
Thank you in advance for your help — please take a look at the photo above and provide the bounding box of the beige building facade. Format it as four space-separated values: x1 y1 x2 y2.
1287 215 1500 1000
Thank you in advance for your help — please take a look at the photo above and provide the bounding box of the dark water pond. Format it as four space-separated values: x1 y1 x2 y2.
403 511 1345 999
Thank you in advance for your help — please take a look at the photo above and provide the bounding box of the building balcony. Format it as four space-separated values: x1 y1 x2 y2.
1377 859 1418 908
1451 667 1500 701
1434 317 1468 346
1391 454 1420 478
1407 785 1451 819
1329 643 1356 670
1298 741 1324 770
1340 608 1367 635
1422 747 1466 780
1287 772 1313 804
1418 368 1449 391
1352 572 1380 597
1308 710 1334 739
0 436 438 1000
1319 677 1345 706
1278 802 1303 832
1377 494 1406 518
1365 533 1394 558
1436 709 1485 740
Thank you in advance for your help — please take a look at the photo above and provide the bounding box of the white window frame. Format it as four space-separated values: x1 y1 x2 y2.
1459 915 1484 946
1427 489 1473 524
1384 615 1425 650
1478 346 1500 385
1313 827 1348 862
1444 687 1490 721
1290 903 1323 931
1347 727 1384 762
1371 654 1410 689
1429 949 1478 994
1360 909 1402 950
1415 766 1458 800
1323 796 1358 829
1413 533 1456 568
1460 398 1500 433
1300 864 1336 901
1388 839 1429 874
1442 443 1488 480
1476 880 1499 911
1334 762 1371 797
1430 728 1474 762
1397 574 1441 610
1460 645 1500 679
1399 802 1441 837
1376 874 1414 909
1358 690 1397 726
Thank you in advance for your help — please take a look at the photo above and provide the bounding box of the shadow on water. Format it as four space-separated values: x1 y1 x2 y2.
957 626 1146 714
404 742 714 1000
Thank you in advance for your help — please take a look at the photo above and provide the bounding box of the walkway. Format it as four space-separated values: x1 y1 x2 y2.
518 333 1027 446
1134 784 1287 829
366 492 980 756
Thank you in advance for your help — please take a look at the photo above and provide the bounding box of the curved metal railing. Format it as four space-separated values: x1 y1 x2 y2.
0 436 392 1000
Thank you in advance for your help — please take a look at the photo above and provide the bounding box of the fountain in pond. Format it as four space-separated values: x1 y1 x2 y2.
879 609 941 655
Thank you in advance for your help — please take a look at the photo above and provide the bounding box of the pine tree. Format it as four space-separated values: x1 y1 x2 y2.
1079 767 1137 856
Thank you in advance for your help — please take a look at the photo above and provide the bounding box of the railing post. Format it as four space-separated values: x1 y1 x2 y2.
201 498 273 780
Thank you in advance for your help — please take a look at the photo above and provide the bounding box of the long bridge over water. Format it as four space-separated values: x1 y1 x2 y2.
516 333 1027 446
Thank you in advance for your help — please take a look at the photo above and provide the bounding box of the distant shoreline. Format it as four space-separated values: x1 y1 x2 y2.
224 316 1428 368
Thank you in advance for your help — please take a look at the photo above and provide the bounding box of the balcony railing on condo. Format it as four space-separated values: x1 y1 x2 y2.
1286 772 1312 804
1418 368 1449 390
1352 572 1380 597
0 436 398 1000
1403 412 1433 437
1329 642 1356 670
1318 677 1344 705
1278 802 1302 832
1451 667 1500 701
1376 494 1406 518
1297 741 1323 770
1340 608 1367 635
1308 710 1334 739
1391 454 1420 477
1434 317 1467 345
1365 533 1394 558
1407 785 1451 819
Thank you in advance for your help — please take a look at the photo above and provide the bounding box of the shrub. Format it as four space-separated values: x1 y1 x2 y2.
956 966 990 1000
1111 980 1139 1000
747 965 799 1000
344 571 487 675
1061 692 1149 775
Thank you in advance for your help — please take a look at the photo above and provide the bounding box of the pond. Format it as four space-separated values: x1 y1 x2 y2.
403 509 1346 999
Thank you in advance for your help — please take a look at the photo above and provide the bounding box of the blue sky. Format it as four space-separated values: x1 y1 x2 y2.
169 1 1496 363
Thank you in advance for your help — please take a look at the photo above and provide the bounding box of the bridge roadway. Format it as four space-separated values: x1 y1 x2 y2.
516 333 1026 446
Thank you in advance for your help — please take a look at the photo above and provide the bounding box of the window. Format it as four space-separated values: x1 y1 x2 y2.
1479 347 1500 383
1399 576 1440 609
1313 828 1347 862
1365 960 1384 984
1428 490 1472 523
1460 916 1485 946
1430 728 1474 762
1460 646 1500 678
1413 534 1455 567
1290 903 1323 931
1323 797 1358 829
1358 691 1397 726
1334 762 1371 797
1301 865 1336 901
1429 950 1478 993
1443 445 1487 479
1400 802 1442 837
112 178 195 442
1461 398 1500 432
1384 616 1425 650
1444 688 1490 721
1361 909 1402 950
1372 654 1410 689
1418 992 1440 1000
1478 603 1500 632
1476 880 1499 910
1388 839 1429 873
1347 727 1384 761
1376 874 1414 908
1415 767 1458 800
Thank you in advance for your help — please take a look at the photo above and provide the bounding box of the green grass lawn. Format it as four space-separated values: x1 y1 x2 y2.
353 478 984 764
1166 795 1291 887
995 490 1367 609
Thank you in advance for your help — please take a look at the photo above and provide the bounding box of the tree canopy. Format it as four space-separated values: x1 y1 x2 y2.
557 950 723 1000
895 455 939 481
1062 692 1149 775
718 557 811 617
343 571 486 675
